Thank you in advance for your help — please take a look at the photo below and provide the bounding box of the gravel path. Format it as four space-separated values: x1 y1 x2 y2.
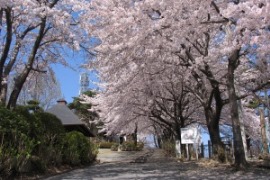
44 149 270 180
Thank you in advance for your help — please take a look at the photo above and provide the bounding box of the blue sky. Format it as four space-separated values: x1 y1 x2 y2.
52 37 100 104
52 63 98 104
52 64 81 103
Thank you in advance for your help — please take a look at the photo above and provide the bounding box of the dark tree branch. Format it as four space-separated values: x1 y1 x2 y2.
31 66 47 73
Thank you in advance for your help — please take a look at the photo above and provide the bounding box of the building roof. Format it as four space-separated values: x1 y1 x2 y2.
47 104 83 125
47 103 94 137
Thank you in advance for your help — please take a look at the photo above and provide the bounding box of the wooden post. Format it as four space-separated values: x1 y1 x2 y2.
186 144 189 160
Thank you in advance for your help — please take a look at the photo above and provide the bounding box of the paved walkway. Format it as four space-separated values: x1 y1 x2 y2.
44 148 270 180
96 148 173 163
97 149 148 163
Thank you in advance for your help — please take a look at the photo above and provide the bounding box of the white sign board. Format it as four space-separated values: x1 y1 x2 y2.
181 127 200 144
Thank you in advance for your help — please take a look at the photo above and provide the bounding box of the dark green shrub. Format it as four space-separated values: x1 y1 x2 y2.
89 141 99 162
62 132 81 165
99 141 115 148
162 140 175 156
13 108 65 167
136 142 144 151
30 156 46 173
13 106 42 144
35 112 64 137
120 142 144 151
0 107 66 176
121 142 136 151
110 143 119 151
62 131 97 165
34 112 65 166
19 156 46 174
0 105 98 177
0 106 37 176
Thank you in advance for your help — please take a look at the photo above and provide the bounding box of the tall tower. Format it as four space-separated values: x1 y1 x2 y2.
79 72 89 95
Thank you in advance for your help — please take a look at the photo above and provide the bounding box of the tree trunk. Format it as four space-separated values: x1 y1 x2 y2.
264 90 270 154
238 100 248 159
260 109 269 155
227 49 248 168
204 106 225 162
2 38 23 106
133 123 138 147
7 17 47 109
7 68 31 109
157 135 162 148
175 121 182 142
207 120 225 162
0 82 7 105
175 124 182 158
194 64 225 161
153 125 162 148
0 9 12 105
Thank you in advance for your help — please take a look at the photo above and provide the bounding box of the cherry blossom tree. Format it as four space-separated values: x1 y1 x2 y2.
147 70 202 142
87 0 226 159
0 0 94 109
209 0 270 167
87 0 270 167
90 58 201 149
15 67 62 110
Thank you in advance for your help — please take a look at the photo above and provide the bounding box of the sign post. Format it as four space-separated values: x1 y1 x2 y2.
181 126 201 160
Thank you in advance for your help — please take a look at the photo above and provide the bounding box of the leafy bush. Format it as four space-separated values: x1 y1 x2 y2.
12 108 65 167
99 141 115 148
121 142 136 151
0 106 37 176
162 140 175 156
136 142 144 151
0 106 98 177
110 143 119 151
62 131 97 165
120 142 144 151
89 141 99 161
34 112 65 166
